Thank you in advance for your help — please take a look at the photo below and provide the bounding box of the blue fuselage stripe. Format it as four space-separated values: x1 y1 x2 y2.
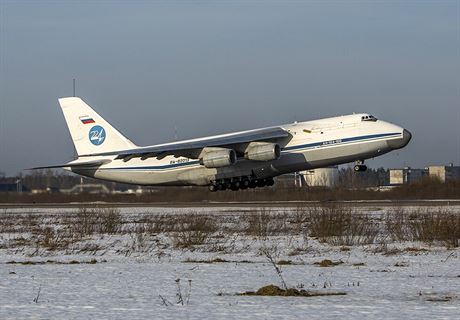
100 160 202 171
282 132 400 152
100 132 401 171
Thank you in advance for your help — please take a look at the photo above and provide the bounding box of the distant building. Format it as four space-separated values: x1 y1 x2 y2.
275 173 296 188
30 187 60 194
389 167 426 185
61 183 110 194
0 181 28 193
428 164 460 182
302 166 339 188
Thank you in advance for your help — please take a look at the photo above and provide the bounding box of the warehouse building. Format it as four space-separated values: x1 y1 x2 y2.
389 167 426 185
300 166 339 188
428 164 460 182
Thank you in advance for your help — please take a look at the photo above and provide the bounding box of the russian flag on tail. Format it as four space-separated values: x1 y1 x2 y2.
79 116 95 124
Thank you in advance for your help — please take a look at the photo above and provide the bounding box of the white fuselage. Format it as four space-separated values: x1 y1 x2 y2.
69 113 411 186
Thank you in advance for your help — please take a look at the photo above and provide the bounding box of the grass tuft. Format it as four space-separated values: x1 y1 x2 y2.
314 259 343 267
239 284 346 297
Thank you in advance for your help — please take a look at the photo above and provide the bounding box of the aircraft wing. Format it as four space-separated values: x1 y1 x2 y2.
80 126 290 160
29 159 112 170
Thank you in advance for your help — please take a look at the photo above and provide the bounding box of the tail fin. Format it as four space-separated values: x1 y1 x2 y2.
58 97 137 156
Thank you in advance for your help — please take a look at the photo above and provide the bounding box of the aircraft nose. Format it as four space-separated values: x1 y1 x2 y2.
402 129 412 146
387 129 412 150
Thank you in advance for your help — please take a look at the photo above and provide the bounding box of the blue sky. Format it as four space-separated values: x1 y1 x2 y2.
0 1 459 175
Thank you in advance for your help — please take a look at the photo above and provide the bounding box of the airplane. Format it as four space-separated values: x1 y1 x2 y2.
33 97 412 192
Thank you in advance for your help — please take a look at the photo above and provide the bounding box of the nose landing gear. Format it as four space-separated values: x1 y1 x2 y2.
354 160 367 172
354 164 367 172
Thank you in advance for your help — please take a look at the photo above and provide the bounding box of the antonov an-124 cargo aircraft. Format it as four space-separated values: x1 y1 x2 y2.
33 97 411 191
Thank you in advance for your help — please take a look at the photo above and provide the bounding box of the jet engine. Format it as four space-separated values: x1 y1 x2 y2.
199 147 237 168
244 142 281 161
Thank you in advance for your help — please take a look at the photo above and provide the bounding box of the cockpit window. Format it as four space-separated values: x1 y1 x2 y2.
361 115 377 122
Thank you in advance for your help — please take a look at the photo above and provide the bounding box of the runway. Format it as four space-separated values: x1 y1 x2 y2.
1 199 460 209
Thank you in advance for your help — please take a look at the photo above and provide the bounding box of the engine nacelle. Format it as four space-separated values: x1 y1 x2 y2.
199 147 237 168
244 142 281 161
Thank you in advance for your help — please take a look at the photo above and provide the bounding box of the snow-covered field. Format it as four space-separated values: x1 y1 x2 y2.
1 205 459 319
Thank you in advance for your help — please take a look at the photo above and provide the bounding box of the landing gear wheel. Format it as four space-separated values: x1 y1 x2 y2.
354 164 367 172
210 176 273 191
257 179 266 188
240 180 249 190
266 178 275 186
230 181 240 191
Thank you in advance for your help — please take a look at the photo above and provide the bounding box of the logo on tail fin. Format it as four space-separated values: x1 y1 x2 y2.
89 125 106 145
80 116 95 124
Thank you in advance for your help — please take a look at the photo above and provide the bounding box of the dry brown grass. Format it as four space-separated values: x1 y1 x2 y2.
238 284 346 297
307 205 379 245
313 259 344 267
172 214 217 249
1 204 458 256
4 176 460 203
37 226 71 251
244 208 275 238
70 207 122 236
385 208 460 247
6 259 102 265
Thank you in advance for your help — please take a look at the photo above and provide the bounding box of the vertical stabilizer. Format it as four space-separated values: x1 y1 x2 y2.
58 97 137 156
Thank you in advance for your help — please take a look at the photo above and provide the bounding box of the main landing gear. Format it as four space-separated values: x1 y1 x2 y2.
354 160 367 172
208 177 275 192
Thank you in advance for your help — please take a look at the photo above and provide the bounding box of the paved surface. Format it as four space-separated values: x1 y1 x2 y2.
1 199 460 209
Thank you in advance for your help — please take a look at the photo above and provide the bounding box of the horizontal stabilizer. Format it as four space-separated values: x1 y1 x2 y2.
28 159 111 170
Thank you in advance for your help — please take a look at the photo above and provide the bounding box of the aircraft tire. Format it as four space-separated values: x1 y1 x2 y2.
257 179 266 187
